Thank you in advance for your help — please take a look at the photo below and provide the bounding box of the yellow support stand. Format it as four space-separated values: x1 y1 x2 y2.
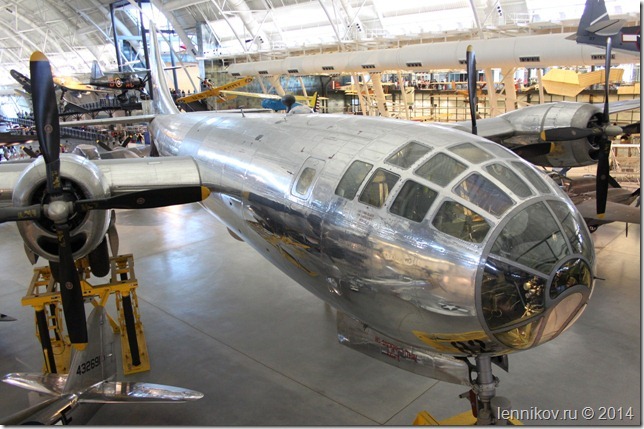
414 409 522 425
21 254 150 376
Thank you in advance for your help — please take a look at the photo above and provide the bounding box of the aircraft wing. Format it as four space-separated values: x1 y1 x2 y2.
220 90 281 100
176 77 254 104
0 134 38 145
58 114 155 127
574 198 640 224
54 77 108 94
600 99 641 113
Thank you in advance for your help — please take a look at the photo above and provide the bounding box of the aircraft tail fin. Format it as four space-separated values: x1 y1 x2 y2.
91 60 104 81
147 22 180 116
63 305 117 394
575 0 625 42
2 305 115 396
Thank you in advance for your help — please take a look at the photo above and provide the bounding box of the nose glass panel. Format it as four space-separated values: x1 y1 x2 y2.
490 201 568 274
481 198 594 351
481 257 546 330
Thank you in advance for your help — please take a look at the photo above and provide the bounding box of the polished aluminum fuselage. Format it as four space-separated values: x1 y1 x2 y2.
150 111 589 356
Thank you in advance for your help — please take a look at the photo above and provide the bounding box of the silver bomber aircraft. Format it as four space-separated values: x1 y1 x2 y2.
0 24 599 423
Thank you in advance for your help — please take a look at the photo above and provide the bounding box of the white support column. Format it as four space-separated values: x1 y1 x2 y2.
500 67 517 112
537 69 545 104
397 71 411 120
298 76 308 97
268 75 286 96
352 73 368 116
371 73 390 117
483 68 498 117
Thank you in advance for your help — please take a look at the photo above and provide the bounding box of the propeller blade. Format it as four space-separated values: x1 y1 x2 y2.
466 45 478 136
0 205 41 223
30 52 62 195
596 143 610 217
56 225 88 346
621 122 640 135
107 210 119 257
594 36 613 218
603 36 612 124
540 127 598 141
512 143 553 159
74 186 211 211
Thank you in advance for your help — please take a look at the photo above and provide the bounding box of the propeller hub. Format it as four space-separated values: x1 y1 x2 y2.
605 124 623 137
46 200 73 224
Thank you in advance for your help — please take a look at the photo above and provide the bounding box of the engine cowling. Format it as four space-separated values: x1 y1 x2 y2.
12 154 111 262
500 102 603 167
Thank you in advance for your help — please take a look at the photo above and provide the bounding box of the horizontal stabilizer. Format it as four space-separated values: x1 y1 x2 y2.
3 372 68 396
0 313 16 321
585 18 625 36
79 381 204 403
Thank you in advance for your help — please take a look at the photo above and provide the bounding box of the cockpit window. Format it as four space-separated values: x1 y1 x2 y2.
386 141 432 169
547 201 593 261
294 167 316 196
432 200 491 243
454 173 514 217
335 160 373 200
511 161 551 194
449 142 494 164
491 202 569 274
415 153 467 186
359 168 400 208
485 163 533 198
477 141 515 158
390 180 437 222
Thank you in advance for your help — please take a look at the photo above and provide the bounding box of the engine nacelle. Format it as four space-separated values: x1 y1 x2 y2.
12 154 111 262
500 102 602 167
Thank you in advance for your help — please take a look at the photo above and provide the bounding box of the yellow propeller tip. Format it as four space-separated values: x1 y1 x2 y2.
72 343 88 351
201 186 211 200
30 51 48 62
597 213 605 219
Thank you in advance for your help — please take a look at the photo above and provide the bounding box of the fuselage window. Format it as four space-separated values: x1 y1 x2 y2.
431 200 490 243
453 173 514 217
415 153 467 186
385 141 432 169
511 161 551 194
449 142 494 164
485 163 533 198
359 168 400 208
390 180 438 222
335 160 373 200
294 167 316 196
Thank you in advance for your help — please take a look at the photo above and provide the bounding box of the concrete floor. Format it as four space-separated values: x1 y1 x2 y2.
0 203 640 425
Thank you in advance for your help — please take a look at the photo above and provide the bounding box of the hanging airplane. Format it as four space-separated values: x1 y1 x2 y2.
1 305 203 425
570 0 640 54
0 24 609 424
10 68 107 99
218 90 320 112
175 76 254 104
88 60 149 94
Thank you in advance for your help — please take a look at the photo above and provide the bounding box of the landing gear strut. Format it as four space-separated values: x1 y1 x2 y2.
414 355 520 425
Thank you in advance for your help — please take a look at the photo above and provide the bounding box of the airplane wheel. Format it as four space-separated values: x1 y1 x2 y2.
588 225 598 233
